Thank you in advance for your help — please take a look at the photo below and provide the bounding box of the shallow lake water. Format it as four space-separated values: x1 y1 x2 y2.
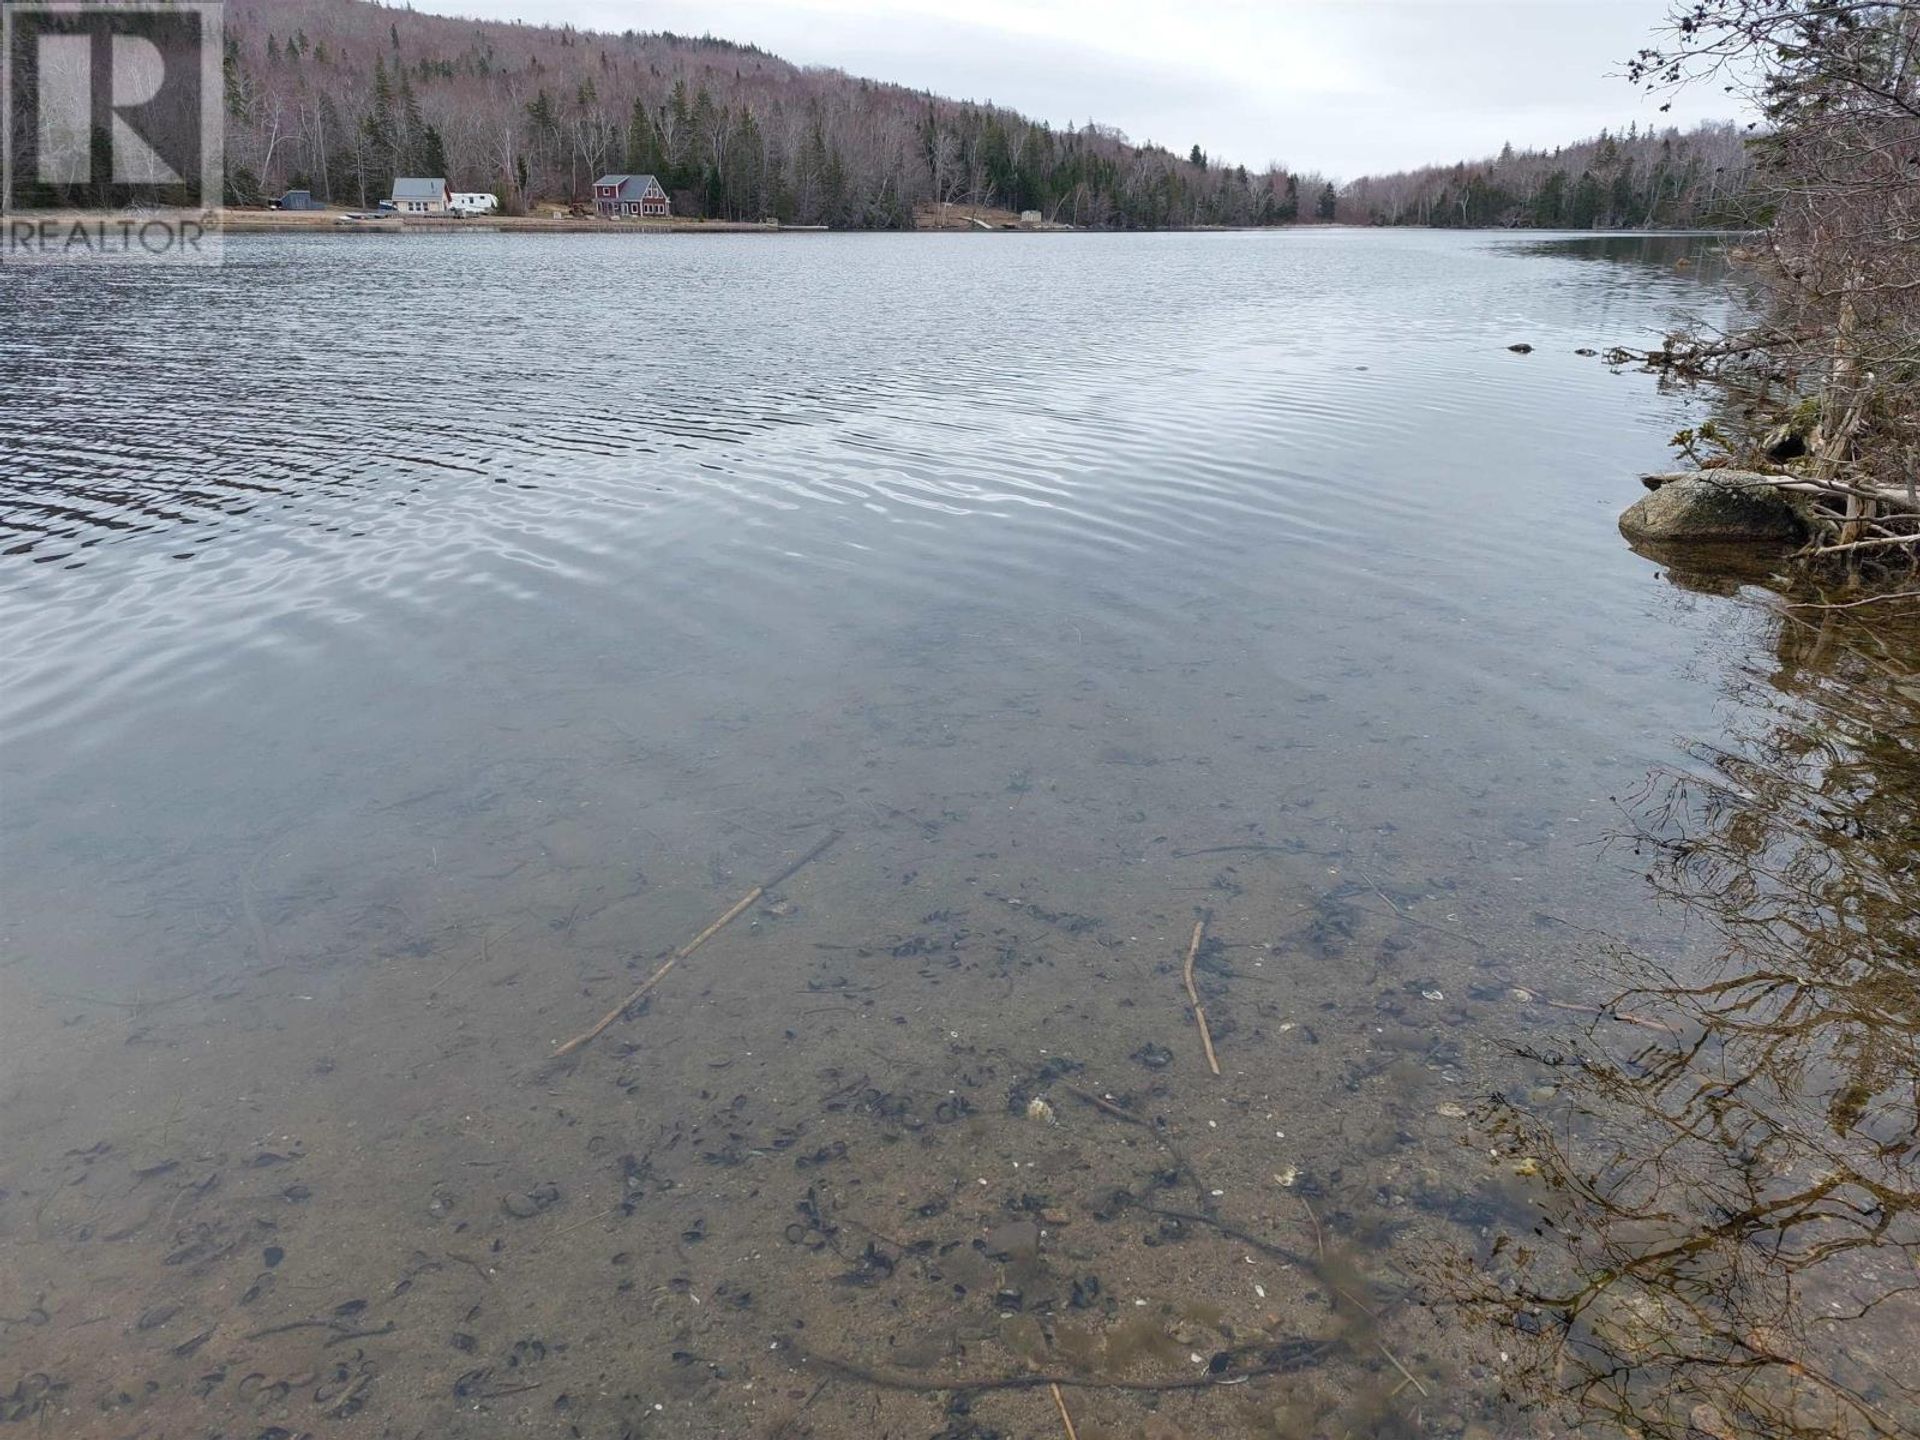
1 229 1915 1440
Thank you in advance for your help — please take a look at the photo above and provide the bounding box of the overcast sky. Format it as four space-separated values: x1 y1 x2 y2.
406 0 1742 178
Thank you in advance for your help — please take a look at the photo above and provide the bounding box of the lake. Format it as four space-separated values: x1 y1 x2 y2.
2 229 1915 1439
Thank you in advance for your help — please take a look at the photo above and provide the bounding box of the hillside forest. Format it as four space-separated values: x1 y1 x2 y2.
221 0 1757 230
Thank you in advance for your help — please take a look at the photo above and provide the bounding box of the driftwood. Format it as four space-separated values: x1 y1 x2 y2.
548 830 841 1058
1604 330 1817 375
1640 470 1920 514
1181 915 1222 1075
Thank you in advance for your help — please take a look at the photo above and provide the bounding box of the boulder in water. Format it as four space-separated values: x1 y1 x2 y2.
1619 472 1805 545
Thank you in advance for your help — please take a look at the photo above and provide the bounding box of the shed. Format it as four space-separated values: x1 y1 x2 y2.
592 174 670 219
274 189 323 211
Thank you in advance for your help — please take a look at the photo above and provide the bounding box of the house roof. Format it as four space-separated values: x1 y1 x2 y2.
594 174 664 197
391 178 448 201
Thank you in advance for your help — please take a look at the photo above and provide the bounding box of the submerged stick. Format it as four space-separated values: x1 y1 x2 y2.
549 830 841 1058
1059 1081 1145 1126
1182 915 1222 1075
1049 1382 1080 1440
1541 997 1677 1036
1058 1083 1212 1211
791 1335 1336 1395
1378 1342 1429 1398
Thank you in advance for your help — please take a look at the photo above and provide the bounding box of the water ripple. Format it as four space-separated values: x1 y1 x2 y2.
0 229 1740 750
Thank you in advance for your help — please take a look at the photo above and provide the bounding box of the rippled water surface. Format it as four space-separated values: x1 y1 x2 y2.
3 230 1916 1439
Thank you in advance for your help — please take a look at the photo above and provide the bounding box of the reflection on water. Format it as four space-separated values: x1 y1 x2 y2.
1440 597 1920 1438
2 230 1915 1438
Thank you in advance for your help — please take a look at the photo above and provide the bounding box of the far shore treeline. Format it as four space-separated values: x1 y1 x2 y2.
218 0 1755 229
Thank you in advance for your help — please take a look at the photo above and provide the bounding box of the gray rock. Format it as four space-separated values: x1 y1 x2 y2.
1619 473 1805 544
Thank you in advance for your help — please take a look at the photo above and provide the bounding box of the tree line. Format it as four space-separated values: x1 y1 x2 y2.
1335 122 1757 228
221 0 1337 228
0 0 1766 234
223 0 1757 235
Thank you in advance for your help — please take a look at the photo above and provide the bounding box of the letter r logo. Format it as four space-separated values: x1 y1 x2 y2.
34 28 184 184
5 3 221 210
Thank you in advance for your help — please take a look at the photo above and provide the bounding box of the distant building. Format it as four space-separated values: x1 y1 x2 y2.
1020 210 1042 225
390 178 451 214
272 189 323 211
592 174 670 219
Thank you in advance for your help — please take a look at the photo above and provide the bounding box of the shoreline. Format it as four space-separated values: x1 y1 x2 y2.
16 208 1758 238
216 209 827 235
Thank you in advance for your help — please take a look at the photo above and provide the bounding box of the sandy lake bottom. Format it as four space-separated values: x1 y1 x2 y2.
2 229 1916 1439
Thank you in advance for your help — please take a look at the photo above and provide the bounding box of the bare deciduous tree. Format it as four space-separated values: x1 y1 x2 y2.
1633 1 1920 575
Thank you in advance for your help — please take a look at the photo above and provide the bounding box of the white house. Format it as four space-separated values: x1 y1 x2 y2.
390 178 451 214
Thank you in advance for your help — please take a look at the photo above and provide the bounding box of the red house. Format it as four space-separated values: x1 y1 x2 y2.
593 174 670 219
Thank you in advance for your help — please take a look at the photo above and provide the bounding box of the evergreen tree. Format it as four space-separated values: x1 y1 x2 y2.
363 57 398 186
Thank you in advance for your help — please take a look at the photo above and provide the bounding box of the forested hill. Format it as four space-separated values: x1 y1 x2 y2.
222 0 1331 227
1335 123 1757 229
222 0 1752 231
